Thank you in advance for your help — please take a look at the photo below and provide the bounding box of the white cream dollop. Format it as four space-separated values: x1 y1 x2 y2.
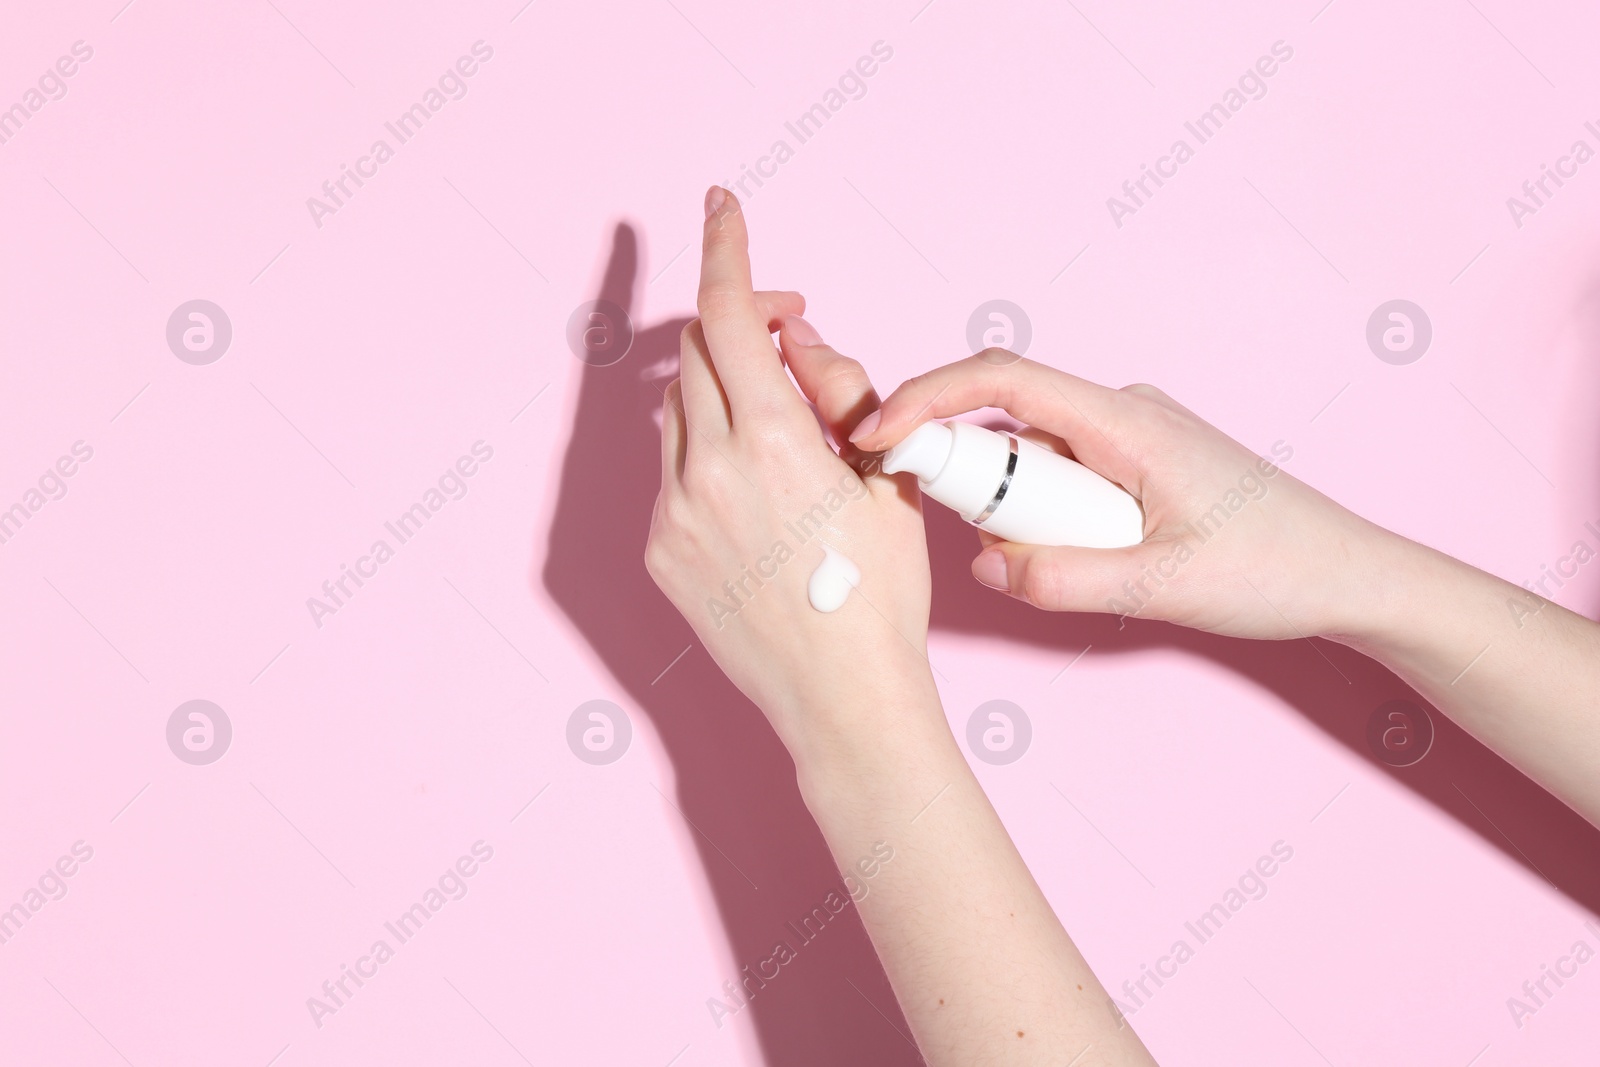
807 546 861 613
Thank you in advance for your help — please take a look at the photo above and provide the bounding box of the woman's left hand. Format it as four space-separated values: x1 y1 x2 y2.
645 188 934 757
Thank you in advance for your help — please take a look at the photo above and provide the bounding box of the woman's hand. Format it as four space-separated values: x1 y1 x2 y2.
649 228 1165 1063
850 352 1406 642
645 188 933 755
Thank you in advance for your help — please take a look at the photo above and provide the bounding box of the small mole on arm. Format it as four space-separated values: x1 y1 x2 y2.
1016 1031 1025 1038
1077 984 1083 991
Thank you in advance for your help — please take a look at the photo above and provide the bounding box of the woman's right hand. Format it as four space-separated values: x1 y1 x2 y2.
849 351 1411 642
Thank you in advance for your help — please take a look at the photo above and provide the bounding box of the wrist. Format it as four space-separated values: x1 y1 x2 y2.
780 664 959 813
1318 522 1464 652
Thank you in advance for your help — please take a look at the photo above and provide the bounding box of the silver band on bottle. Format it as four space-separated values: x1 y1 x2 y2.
971 433 1020 526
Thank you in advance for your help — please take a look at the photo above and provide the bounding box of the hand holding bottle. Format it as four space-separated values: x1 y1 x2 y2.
851 352 1402 642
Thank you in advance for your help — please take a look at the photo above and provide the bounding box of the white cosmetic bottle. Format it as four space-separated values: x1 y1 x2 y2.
881 421 1144 548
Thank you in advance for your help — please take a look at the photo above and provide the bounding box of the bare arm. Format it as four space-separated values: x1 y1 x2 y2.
853 355 1600 829
1332 536 1600 825
645 188 1156 1064
792 668 1155 1065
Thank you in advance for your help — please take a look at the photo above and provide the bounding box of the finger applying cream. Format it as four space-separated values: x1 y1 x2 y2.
807 546 861 612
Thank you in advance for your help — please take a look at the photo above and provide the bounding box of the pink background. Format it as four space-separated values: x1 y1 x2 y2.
3 0 1599 1064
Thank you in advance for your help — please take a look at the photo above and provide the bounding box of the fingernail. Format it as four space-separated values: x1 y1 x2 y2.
704 185 727 219
972 549 1009 591
784 314 822 347
848 410 881 444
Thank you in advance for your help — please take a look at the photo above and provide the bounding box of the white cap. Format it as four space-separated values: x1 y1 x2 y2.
882 421 1012 522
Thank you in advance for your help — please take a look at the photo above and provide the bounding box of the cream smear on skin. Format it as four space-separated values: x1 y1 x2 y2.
807 546 860 612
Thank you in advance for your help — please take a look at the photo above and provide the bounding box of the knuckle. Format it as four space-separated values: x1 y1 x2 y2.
696 283 744 322
1120 382 1191 433
1019 557 1064 607
818 356 868 396
657 481 700 524
662 490 694 528
681 456 733 501
976 346 1024 368
739 417 802 458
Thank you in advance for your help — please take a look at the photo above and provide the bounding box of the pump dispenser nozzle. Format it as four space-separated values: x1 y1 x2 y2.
880 422 954 481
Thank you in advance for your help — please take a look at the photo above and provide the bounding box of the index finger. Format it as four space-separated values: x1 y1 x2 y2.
850 353 1141 487
698 186 809 421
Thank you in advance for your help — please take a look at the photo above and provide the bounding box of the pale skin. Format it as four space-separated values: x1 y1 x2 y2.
850 357 1600 832
646 186 1600 1064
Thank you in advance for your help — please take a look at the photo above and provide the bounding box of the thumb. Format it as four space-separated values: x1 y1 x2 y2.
971 541 1154 615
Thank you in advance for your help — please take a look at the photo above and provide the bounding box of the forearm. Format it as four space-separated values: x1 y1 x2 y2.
1329 532 1600 826
789 669 1158 1066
